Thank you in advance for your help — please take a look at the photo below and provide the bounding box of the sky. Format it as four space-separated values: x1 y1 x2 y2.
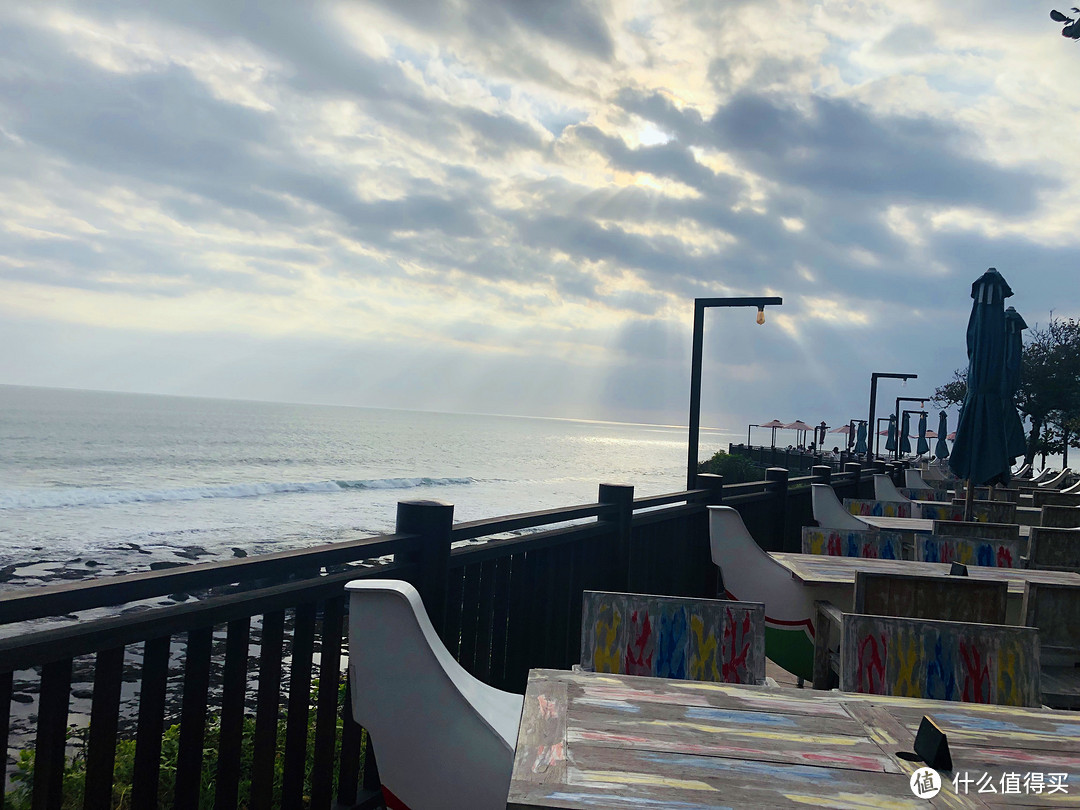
1 1 1077 436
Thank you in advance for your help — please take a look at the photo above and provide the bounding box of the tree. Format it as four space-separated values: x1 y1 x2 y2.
1052 8 1080 38
932 317 1080 465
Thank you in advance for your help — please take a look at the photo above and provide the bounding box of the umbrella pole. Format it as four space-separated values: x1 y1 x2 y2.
963 479 975 522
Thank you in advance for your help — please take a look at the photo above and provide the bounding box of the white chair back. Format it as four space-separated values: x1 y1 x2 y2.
904 469 932 490
812 483 870 530
874 474 911 503
346 579 524 810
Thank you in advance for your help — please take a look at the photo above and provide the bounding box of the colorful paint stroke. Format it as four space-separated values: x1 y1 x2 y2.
839 613 1040 707
898 487 953 502
579 591 766 685
916 534 1019 568
800 527 903 559
843 499 912 518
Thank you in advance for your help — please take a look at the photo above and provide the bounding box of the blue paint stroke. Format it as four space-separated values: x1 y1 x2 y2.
656 607 688 679
576 698 641 713
934 712 1080 737
976 543 993 567
685 707 797 726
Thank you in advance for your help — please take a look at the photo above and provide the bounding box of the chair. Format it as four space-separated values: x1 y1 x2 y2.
1014 462 1032 479
1023 581 1080 708
843 498 913 518
1032 490 1080 508
346 579 524 810
579 590 767 684
1027 527 1080 571
1062 478 1080 495
915 533 1020 568
904 469 932 490
1038 468 1073 490
1029 468 1058 485
873 474 911 503
801 526 903 560
812 572 1008 689
811 483 870 530
949 499 1017 525
838 613 1040 706
1041 505 1080 529
930 520 1020 542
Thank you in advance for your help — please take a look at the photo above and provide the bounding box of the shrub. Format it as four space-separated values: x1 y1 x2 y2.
697 450 762 484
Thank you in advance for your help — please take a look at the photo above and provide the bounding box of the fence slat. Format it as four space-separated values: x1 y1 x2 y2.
31 658 71 810
173 626 214 810
457 563 481 674
281 602 317 808
488 555 512 689
443 565 464 660
337 678 362 806
131 637 170 810
83 646 124 810
474 559 496 682
0 669 11 807
250 611 285 810
214 617 251 810
310 596 344 810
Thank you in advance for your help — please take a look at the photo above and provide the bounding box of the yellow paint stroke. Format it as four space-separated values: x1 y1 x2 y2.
574 770 715 791
593 605 621 673
688 615 718 681
892 626 918 699
958 543 975 565
996 638 1022 705
785 792 916 809
643 720 866 747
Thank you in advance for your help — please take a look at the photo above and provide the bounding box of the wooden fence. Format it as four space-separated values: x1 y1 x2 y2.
0 465 875 810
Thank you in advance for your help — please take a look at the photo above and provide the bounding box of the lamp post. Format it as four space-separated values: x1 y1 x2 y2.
687 296 783 489
867 372 917 459
894 396 931 459
747 424 758 446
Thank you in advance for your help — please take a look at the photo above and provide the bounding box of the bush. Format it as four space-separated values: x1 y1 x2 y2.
697 450 762 484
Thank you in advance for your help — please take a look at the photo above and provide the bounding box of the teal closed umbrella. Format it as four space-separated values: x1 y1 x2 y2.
935 411 950 459
950 268 1015 495
900 411 912 455
885 415 898 453
917 412 930 455
1004 307 1028 462
854 421 868 455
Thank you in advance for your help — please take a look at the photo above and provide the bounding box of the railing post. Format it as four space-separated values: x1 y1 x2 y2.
696 472 724 505
765 468 790 552
599 484 634 591
841 461 863 499
395 499 453 640
811 465 831 485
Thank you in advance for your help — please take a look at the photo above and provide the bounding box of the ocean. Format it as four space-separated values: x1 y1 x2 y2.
0 385 735 585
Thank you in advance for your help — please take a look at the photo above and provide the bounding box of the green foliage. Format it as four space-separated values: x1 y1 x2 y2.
4 679 359 810
697 450 762 483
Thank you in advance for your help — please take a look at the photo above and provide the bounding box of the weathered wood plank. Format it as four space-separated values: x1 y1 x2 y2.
854 572 1008 624
1027 527 1080 571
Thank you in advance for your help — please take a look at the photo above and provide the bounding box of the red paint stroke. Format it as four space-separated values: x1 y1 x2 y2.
722 607 752 683
857 633 886 694
538 694 559 719
960 641 991 703
997 546 1013 568
724 588 816 638
862 542 878 559
382 786 411 810
827 532 841 556
624 610 654 675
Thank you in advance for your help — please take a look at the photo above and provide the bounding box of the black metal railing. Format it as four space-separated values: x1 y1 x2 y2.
0 465 874 809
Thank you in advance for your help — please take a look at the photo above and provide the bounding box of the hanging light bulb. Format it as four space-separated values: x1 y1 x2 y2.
756 306 765 325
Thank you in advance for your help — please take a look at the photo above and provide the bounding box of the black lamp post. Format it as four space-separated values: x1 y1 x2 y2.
747 423 758 446
687 296 783 489
867 372 917 459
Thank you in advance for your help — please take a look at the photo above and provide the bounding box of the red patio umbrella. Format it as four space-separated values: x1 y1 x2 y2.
785 420 814 447
759 419 787 447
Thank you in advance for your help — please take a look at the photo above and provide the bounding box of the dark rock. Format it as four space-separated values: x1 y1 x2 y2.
231 547 248 558
57 570 87 580
71 689 94 700
10 693 33 704
85 560 99 567
0 565 16 583
168 593 189 602
150 561 187 571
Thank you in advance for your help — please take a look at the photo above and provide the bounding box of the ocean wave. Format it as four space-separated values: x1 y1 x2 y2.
0 477 475 510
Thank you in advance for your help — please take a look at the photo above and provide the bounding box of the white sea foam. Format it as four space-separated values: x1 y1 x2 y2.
0 477 475 510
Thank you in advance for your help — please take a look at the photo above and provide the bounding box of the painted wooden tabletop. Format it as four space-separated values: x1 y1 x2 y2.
508 669 1080 808
863 516 1033 538
770 553 1080 594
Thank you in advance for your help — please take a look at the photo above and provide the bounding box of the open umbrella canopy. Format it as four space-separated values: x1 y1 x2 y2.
917 412 930 455
784 420 814 431
759 419 787 429
900 412 913 455
948 431 957 441
949 268 1015 486
854 422 868 455
936 411 950 459
924 429 938 439
885 414 898 452
1004 306 1028 461
829 425 853 434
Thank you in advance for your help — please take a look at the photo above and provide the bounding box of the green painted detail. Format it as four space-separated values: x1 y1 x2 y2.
764 624 814 682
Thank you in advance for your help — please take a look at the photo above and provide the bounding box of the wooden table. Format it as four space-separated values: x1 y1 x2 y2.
863 515 1033 538
770 553 1077 596
508 668 1080 808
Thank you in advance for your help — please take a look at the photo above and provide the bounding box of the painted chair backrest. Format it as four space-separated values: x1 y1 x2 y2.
579 590 767 684
1042 505 1080 529
947 499 1017 525
853 571 1008 624
1014 462 1032 479
904 469 931 490
844 498 912 519
346 579 524 810
930 520 1020 542
1022 582 1080 656
974 487 1020 503
898 487 951 502
1033 490 1080 508
801 526 903 560
1039 468 1072 490
839 613 1040 706
1030 468 1058 485
1027 527 1080 571
874 474 911 503
811 483 870 530
1062 479 1080 495
915 533 1020 568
